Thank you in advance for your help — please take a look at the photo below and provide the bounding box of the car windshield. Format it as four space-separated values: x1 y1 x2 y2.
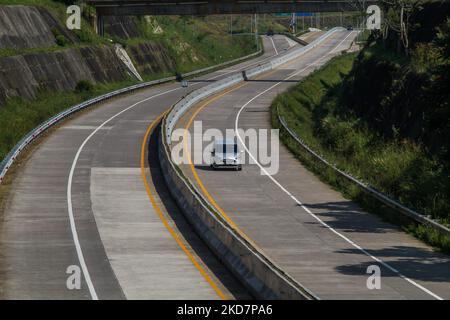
216 143 237 155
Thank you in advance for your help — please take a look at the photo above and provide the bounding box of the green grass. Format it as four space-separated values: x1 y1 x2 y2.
271 52 450 254
0 43 95 58
0 77 137 162
0 0 109 53
0 67 175 163
127 16 257 72
0 4 259 164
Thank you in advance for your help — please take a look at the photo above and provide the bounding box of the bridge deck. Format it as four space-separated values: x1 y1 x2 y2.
87 0 375 15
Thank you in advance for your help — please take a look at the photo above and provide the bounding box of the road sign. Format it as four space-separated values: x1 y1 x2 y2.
274 12 314 17
295 12 314 17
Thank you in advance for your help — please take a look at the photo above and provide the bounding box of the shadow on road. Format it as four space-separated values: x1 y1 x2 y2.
194 165 241 172
334 246 450 284
302 201 400 234
146 123 252 299
246 79 299 83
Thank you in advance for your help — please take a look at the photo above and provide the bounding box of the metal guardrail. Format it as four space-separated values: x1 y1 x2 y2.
275 32 309 46
277 111 450 237
0 48 263 184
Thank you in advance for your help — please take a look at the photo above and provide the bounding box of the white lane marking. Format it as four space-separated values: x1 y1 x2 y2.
67 86 181 300
285 37 298 48
62 125 113 130
234 31 443 300
65 42 283 300
270 36 279 55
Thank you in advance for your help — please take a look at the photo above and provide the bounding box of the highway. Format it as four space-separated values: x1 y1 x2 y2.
0 35 292 299
175 30 450 300
2 27 450 300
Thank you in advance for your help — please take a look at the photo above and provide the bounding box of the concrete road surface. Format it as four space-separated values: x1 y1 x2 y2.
0 36 293 299
176 30 450 300
299 30 325 43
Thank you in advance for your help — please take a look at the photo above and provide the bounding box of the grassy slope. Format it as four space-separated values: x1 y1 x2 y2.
0 3 259 163
130 15 257 73
271 52 450 253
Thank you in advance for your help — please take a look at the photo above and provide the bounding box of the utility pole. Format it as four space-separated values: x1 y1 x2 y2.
292 12 295 34
295 12 298 34
254 13 258 50
230 14 233 36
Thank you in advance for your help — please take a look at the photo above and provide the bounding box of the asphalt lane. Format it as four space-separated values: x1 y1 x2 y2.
177 30 450 299
0 35 291 299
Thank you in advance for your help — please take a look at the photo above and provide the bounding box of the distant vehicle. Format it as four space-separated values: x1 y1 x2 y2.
347 25 353 31
210 139 242 170
266 29 274 36
181 80 188 87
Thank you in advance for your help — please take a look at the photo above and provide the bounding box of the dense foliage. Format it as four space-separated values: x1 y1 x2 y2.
272 1 450 250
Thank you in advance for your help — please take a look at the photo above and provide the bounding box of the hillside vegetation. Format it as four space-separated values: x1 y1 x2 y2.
272 1 450 252
0 1 258 163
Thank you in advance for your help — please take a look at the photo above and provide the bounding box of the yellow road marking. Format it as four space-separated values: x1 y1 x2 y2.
180 35 327 250
162 34 341 293
140 111 228 300
182 81 269 248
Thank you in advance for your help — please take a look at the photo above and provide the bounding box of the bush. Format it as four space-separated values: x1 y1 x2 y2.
74 80 94 93
74 29 95 43
55 34 68 47
272 51 450 252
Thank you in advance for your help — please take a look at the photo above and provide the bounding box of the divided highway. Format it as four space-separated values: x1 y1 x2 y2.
2 28 450 300
175 30 450 300
0 35 292 299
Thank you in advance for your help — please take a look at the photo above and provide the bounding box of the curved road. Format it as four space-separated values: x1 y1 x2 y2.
0 35 292 299
176 30 450 300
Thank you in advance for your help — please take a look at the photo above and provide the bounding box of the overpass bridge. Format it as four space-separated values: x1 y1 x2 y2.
87 0 377 16
86 0 377 35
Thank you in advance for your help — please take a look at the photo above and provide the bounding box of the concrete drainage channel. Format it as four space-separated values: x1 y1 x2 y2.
159 28 346 300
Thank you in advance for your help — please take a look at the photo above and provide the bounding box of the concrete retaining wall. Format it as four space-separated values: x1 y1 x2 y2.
0 45 131 105
0 5 77 50
126 42 177 75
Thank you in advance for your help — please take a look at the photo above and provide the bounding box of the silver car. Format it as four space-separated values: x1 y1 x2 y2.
210 139 242 170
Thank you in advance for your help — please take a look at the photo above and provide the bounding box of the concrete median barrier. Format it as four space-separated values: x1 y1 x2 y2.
158 123 317 300
156 29 347 299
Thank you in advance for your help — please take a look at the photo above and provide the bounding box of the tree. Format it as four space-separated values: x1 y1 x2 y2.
381 0 425 54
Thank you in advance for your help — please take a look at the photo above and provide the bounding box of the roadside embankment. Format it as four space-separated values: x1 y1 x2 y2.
0 3 257 163
271 49 450 253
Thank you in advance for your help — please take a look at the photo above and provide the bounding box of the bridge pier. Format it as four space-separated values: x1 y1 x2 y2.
92 12 105 36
